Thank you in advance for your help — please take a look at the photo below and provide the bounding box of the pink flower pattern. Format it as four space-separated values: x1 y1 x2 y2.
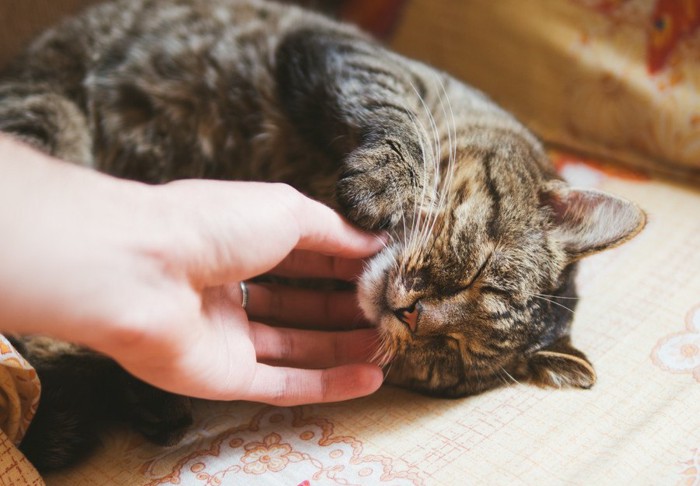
652 305 700 382
241 433 303 474
678 448 700 486
137 405 423 485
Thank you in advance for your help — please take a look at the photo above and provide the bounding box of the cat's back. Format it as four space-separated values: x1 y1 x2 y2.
0 0 365 181
3 0 343 92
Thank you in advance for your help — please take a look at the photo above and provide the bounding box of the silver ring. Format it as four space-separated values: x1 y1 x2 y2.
239 281 249 310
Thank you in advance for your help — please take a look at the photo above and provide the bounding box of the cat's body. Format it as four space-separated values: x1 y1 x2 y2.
0 0 645 471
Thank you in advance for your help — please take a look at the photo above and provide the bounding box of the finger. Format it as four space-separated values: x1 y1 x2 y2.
169 181 385 286
246 283 370 329
268 250 367 280
288 192 386 258
250 322 379 367
243 363 383 406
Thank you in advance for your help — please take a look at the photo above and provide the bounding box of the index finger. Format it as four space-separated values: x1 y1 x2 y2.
269 250 366 280
243 363 383 406
288 192 386 258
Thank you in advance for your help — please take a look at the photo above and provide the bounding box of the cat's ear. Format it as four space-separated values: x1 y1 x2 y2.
540 181 646 260
527 336 596 389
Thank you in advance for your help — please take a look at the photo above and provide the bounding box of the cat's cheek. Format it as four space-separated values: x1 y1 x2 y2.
357 246 398 324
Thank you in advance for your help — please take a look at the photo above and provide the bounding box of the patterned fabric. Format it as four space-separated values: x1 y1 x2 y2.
0 335 40 445
0 429 44 486
391 0 700 185
0 336 43 485
41 155 700 485
652 305 700 382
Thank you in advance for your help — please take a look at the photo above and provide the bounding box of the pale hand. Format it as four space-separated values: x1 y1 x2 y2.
0 136 385 406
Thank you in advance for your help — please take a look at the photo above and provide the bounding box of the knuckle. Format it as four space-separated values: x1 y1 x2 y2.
271 182 301 207
320 370 332 402
270 286 285 321
279 330 294 361
332 331 344 363
274 370 295 405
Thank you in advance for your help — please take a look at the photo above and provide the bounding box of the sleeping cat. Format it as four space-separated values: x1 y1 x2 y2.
0 0 645 471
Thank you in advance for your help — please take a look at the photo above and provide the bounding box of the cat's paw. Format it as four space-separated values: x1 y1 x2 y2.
122 377 193 446
336 139 430 231
18 378 102 471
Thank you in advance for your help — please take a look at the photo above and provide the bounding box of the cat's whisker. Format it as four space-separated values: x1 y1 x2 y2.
439 81 458 211
382 236 401 271
495 369 511 387
439 75 458 216
420 75 455 256
532 295 577 315
421 75 459 260
499 367 522 386
406 78 440 255
369 329 397 370
411 76 459 262
534 293 580 301
418 89 442 253
388 234 402 269
408 111 432 254
381 358 396 384
394 106 417 253
388 179 409 250
398 88 431 255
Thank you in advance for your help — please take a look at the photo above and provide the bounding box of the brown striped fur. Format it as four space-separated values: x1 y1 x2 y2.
0 0 646 470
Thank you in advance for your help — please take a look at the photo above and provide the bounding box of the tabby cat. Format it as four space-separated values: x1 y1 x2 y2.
0 0 645 471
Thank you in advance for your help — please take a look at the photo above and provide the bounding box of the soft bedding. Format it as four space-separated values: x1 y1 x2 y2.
1 1 699 485
0 153 689 485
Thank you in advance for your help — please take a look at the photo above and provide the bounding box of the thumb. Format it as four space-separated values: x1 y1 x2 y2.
158 180 383 287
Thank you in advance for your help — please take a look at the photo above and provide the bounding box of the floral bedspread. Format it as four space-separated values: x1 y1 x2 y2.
33 154 700 485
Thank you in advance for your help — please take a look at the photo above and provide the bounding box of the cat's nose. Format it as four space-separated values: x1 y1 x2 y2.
393 301 422 333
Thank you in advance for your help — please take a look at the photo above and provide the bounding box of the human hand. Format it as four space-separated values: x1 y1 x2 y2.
0 137 385 406
109 180 387 405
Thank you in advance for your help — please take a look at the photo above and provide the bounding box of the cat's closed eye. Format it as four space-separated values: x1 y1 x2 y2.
453 251 494 295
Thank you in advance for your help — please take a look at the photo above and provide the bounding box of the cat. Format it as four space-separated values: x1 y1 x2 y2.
0 0 646 471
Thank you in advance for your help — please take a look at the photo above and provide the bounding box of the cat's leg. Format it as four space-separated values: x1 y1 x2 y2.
275 29 437 230
10 337 118 471
0 83 93 166
118 372 193 447
10 336 192 471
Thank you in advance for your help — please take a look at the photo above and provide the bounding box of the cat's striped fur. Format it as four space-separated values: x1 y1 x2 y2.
0 0 645 470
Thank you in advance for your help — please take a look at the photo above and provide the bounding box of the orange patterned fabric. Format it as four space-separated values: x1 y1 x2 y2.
0 430 44 486
0 335 40 445
0 336 43 485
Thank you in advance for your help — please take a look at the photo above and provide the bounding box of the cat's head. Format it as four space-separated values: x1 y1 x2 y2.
358 146 646 397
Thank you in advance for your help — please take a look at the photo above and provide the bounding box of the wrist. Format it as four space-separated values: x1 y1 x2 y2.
0 138 181 345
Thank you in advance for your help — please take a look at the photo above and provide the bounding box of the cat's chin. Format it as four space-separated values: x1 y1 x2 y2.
357 245 399 324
